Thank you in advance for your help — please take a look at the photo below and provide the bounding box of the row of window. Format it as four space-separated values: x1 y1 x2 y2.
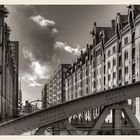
67 85 100 100
107 36 129 58
108 72 116 81
107 49 131 70
107 46 116 57
107 58 116 69
108 66 129 82
67 62 135 88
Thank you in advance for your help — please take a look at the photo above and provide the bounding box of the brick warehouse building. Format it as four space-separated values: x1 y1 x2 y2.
41 5 140 123
41 64 70 108
64 5 140 122
0 6 19 122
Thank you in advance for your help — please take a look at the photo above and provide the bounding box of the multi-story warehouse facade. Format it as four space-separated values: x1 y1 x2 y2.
65 5 140 122
0 6 19 122
41 64 70 108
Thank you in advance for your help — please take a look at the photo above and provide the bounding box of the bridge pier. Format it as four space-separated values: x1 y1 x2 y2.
112 109 122 135
86 101 140 135
34 102 140 135
1 82 140 135
122 102 140 135
87 106 110 135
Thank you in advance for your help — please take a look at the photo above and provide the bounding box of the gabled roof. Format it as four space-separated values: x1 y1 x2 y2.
120 15 128 28
96 27 114 44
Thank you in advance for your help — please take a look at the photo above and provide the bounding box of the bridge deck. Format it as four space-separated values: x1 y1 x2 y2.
0 82 140 135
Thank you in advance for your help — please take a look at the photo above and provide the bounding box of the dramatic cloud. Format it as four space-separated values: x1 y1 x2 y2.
21 49 51 87
30 15 58 34
55 41 81 55
5 5 87 103
31 15 55 27
6 5 128 101
6 6 81 87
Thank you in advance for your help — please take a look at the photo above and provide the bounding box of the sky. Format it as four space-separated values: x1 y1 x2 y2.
5 5 128 103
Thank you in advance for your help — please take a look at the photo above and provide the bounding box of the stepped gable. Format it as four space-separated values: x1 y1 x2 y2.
96 27 114 44
120 14 128 28
128 5 140 19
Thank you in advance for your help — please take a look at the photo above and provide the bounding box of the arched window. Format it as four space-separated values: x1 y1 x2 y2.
113 46 116 53
113 58 116 66
124 50 128 60
124 36 128 45
108 61 111 69
108 49 111 57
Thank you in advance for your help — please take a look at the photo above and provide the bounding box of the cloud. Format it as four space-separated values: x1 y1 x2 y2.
30 15 58 34
55 41 81 56
22 74 43 87
7 6 82 88
21 49 52 87
31 15 55 27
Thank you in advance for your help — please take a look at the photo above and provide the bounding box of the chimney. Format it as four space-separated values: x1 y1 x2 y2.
111 19 115 32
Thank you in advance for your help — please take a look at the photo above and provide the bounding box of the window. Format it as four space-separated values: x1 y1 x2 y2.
132 32 135 45
113 72 116 79
119 42 121 52
108 61 111 69
124 51 128 60
108 49 111 57
113 46 116 53
124 36 128 45
104 65 106 73
113 58 116 66
94 81 96 88
108 74 111 81
86 88 88 94
104 77 106 85
93 60 96 68
86 78 88 85
119 56 121 66
125 81 128 85
94 70 96 78
132 78 135 83
124 66 128 74
132 63 135 76
80 73 82 79
132 47 135 60
119 69 121 80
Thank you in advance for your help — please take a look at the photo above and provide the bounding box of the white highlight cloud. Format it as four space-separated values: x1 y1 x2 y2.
21 49 50 87
30 15 58 33
30 15 55 27
55 41 81 56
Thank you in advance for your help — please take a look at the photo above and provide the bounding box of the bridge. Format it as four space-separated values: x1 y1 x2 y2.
0 82 140 135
